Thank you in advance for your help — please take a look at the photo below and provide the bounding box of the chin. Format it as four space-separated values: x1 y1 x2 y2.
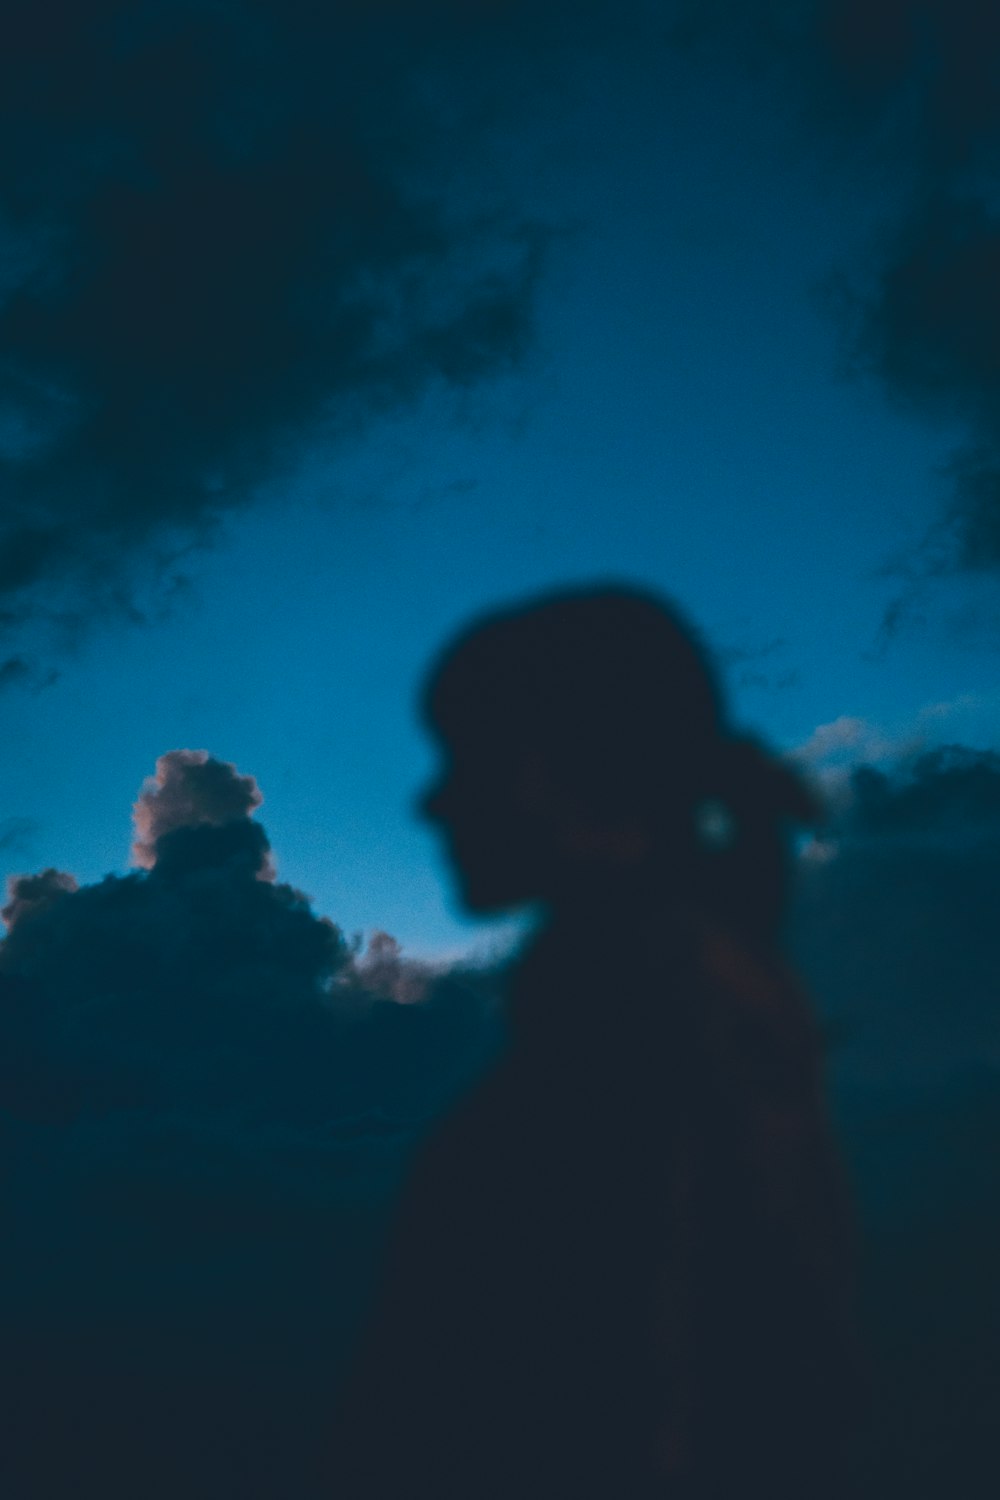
453 867 532 917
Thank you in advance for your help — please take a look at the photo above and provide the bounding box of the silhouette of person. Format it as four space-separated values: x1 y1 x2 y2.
332 585 867 1500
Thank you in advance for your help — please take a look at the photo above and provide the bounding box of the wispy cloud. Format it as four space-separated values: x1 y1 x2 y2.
0 1 550 674
0 814 39 857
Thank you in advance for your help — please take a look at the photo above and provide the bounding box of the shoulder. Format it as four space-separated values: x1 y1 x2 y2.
397 1060 515 1209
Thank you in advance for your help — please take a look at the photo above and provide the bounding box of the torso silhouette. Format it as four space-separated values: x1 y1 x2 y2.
333 898 862 1499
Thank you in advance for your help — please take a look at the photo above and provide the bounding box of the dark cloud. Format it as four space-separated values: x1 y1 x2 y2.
0 1 548 670
0 748 501 1496
788 742 1000 1495
667 2 1000 608
0 750 497 1122
1 864 78 928
792 742 1000 1068
829 189 1000 603
5 0 998 669
837 742 1000 845
0 653 36 689
811 3 1000 602
1 737 997 1492
716 636 801 693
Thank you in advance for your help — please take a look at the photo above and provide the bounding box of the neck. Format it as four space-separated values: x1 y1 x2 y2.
506 877 695 1055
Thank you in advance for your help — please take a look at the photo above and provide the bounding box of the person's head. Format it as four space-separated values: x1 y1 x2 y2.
419 585 818 945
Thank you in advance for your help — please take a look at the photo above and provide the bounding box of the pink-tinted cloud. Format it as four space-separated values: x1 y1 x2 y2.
131 749 265 871
351 930 433 1005
793 715 891 767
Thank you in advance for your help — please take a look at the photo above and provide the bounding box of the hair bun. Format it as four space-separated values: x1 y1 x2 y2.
712 736 821 829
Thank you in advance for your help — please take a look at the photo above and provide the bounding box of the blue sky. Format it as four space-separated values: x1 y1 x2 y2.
2 2 1000 955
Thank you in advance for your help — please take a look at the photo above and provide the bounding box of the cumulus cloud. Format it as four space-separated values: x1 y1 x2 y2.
0 748 500 1496
1 732 997 1493
131 747 266 869
790 715 915 828
0 750 494 1116
1 865 78 929
352 929 435 1004
0 0 549 675
793 713 889 766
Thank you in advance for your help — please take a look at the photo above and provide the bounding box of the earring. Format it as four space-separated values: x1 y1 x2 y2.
695 797 735 851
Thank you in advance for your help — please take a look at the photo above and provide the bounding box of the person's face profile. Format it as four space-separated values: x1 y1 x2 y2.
417 729 551 914
418 724 655 915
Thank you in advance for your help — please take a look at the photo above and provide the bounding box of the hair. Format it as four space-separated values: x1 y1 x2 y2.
424 584 820 948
